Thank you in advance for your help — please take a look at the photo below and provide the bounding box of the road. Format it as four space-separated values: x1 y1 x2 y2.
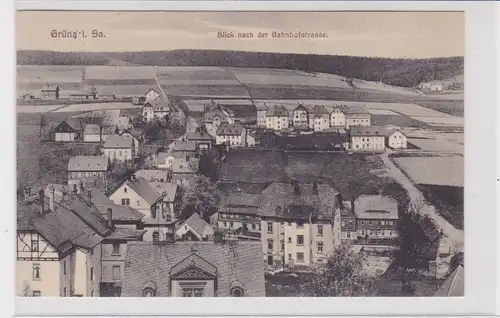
379 152 464 277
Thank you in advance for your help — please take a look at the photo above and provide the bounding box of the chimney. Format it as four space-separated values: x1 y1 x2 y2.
38 189 45 215
49 186 55 212
87 189 92 207
312 181 318 195
107 208 113 228
350 197 355 214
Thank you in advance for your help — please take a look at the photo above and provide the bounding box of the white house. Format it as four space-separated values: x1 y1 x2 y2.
350 126 386 152
331 104 371 129
265 104 289 131
204 108 235 137
308 105 330 132
118 129 142 159
175 213 214 241
83 124 116 143
385 129 407 149
142 97 170 122
292 104 309 129
256 104 268 128
102 135 135 162
53 119 84 142
215 123 246 147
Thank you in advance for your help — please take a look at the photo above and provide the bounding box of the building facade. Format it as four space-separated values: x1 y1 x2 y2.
215 123 246 147
67 156 110 192
102 135 135 163
350 126 386 152
385 129 408 149
265 105 289 131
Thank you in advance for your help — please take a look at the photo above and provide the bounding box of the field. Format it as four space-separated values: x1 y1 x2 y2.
162 85 251 98
371 115 429 128
17 102 140 114
392 155 464 187
220 149 408 202
417 184 464 230
85 65 156 80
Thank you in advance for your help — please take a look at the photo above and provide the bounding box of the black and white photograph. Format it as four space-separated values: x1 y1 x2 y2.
15 10 467 300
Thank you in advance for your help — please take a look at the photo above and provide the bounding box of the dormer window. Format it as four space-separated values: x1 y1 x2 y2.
231 287 244 297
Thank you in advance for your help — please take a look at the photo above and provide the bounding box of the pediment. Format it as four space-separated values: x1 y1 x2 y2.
170 264 216 280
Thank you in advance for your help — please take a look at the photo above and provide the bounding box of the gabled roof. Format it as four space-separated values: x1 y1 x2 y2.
350 126 386 137
144 96 170 109
172 140 197 152
293 104 308 112
103 135 134 149
134 170 171 183
353 195 398 220
177 213 214 239
216 123 244 136
105 228 146 240
120 177 163 206
87 188 144 222
308 104 330 117
204 108 234 123
185 131 215 141
383 128 406 138
122 241 265 297
335 104 370 115
83 124 116 135
41 86 59 92
433 265 464 297
219 194 262 215
57 118 85 131
67 156 109 172
60 195 112 237
266 104 289 117
148 182 178 202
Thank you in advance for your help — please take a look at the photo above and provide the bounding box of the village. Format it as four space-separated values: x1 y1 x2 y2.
16 74 465 299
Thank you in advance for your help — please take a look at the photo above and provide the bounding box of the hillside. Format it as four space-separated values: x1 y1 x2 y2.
17 50 463 88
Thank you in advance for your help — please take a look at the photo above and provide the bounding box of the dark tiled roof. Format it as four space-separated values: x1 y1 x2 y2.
219 194 262 215
204 108 235 123
88 188 144 221
353 195 398 220
308 104 330 117
103 135 134 149
134 170 171 183
148 182 178 202
67 156 109 172
122 241 265 297
172 140 197 152
84 124 116 135
350 126 386 137
434 265 464 297
216 123 244 136
61 195 112 237
186 131 215 141
336 104 370 115
266 104 289 117
105 228 146 240
259 182 339 219
118 177 162 206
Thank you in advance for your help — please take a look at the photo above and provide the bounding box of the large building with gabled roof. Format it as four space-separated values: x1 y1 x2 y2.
67 155 111 192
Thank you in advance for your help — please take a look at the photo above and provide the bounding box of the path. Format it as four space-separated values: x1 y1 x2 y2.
379 152 464 277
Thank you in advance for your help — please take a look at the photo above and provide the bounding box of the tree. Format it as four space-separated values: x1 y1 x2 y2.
198 148 222 182
393 199 437 293
143 119 166 141
38 115 47 140
299 243 375 297
180 175 220 219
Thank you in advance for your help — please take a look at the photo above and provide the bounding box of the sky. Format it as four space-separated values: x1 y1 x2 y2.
16 11 464 58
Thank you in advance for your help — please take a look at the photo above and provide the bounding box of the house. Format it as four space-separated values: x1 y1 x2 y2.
265 104 289 131
350 126 386 152
40 86 60 100
216 181 343 267
102 135 135 163
145 88 161 102
53 118 85 142
132 96 147 105
308 105 330 132
185 131 215 150
108 176 181 242
16 187 144 298
121 241 265 297
385 129 408 149
215 123 246 147
292 104 309 129
171 140 197 153
142 97 171 122
155 151 200 181
67 156 110 192
246 131 260 147
350 195 399 240
204 108 235 137
20 93 35 100
83 124 117 143
433 265 464 296
70 92 97 101
175 213 214 241
331 104 371 129
256 104 268 127
118 129 143 158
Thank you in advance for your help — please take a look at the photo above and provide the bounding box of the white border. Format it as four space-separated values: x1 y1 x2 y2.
5 1 498 316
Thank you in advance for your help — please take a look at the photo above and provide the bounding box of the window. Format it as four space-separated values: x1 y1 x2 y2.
137 200 140 207
347 232 351 238
388 220 393 225
317 225 323 235
63 260 67 275
124 188 127 193
112 243 120 255
143 288 155 297
281 241 285 251
296 223 304 229
296 235 304 245
288 253 292 259
112 266 120 280
121 198 130 205
32 264 40 280
91 290 94 297
267 222 273 233
317 242 324 253
252 223 256 230
63 287 67 297
296 252 304 262
360 220 365 225
90 267 94 281
31 239 39 252
267 240 273 251
223 221 227 227
230 222 234 228
182 288 204 297
32 291 41 297
152 231 159 242
151 206 157 218
288 237 292 243
231 287 244 297
90 248 93 256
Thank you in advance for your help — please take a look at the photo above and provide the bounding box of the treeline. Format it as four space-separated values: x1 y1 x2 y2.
17 49 463 87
